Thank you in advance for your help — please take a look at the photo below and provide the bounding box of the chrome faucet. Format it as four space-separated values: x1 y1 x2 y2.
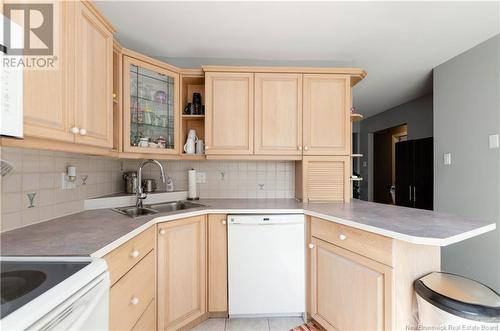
136 159 166 208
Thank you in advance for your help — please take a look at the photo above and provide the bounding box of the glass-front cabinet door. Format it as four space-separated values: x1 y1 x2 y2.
123 56 179 154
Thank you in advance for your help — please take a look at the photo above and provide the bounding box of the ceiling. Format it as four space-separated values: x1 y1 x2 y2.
94 1 500 118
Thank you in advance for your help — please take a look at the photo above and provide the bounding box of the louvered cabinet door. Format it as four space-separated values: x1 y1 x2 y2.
298 156 350 202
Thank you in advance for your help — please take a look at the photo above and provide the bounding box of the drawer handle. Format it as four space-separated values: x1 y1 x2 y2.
221 220 226 225
308 243 314 249
130 296 140 305
339 234 347 241
130 249 140 258
159 229 166 235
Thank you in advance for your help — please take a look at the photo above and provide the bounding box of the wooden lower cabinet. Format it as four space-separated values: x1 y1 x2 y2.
157 216 207 331
310 237 393 331
208 214 228 314
109 251 156 331
132 299 157 331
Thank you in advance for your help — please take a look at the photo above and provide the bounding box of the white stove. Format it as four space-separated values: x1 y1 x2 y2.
0 257 109 331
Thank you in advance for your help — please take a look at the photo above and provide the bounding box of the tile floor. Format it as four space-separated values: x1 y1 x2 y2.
190 317 304 331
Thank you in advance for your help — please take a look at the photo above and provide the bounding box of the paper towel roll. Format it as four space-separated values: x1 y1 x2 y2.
188 169 198 200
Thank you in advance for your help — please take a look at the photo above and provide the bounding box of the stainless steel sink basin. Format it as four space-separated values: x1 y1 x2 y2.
111 201 204 218
147 201 204 213
111 206 159 218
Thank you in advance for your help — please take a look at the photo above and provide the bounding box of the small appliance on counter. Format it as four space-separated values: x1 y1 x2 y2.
142 178 157 193
0 257 109 330
123 171 138 194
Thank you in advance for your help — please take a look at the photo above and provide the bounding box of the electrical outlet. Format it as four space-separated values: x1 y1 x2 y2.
443 153 451 165
196 172 206 183
489 134 499 149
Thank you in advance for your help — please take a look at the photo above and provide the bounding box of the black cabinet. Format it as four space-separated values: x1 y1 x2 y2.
395 137 433 210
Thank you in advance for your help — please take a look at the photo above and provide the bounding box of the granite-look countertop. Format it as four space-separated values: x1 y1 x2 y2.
0 199 495 257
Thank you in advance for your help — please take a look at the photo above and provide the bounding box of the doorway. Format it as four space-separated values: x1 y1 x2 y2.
373 124 407 204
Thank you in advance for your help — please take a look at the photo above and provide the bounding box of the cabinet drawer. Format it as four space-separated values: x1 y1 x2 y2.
105 226 155 285
311 217 393 266
110 251 155 331
132 299 156 331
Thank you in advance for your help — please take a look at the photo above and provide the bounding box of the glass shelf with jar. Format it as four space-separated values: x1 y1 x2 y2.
123 54 179 154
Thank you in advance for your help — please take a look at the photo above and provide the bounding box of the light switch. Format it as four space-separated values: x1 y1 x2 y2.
489 134 499 149
443 153 451 165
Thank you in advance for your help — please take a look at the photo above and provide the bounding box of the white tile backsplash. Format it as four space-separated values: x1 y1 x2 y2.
1 147 296 232
0 147 123 232
121 160 295 199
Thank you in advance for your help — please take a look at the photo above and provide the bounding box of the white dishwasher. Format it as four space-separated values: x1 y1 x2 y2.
228 214 305 317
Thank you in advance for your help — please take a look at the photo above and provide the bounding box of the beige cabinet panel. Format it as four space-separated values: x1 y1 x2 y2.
110 251 155 331
310 238 393 331
23 1 74 142
254 73 302 155
122 52 180 155
74 1 114 147
132 299 156 331
157 216 207 331
296 156 350 203
208 214 228 313
303 75 351 155
205 72 254 154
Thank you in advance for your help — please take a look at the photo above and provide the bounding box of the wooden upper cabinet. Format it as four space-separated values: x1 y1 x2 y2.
22 1 114 148
157 216 207 331
205 72 254 154
303 74 351 155
23 1 74 142
122 54 180 154
254 74 302 155
74 1 114 148
310 238 393 331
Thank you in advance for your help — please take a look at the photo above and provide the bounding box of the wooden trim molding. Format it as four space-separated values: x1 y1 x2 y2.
81 0 116 33
122 48 181 74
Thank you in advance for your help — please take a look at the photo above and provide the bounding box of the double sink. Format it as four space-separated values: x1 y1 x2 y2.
112 201 204 218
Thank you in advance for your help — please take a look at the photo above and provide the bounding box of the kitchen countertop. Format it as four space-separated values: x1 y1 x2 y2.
0 199 495 257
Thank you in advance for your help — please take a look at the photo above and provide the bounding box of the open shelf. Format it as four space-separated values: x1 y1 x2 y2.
351 113 363 122
181 73 205 153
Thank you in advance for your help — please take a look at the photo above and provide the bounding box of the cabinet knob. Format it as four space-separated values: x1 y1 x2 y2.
339 234 347 241
79 128 87 136
205 146 209 150
130 249 140 258
221 220 226 225
159 229 166 235
308 243 314 249
298 146 303 150
70 126 80 134
130 296 140 305
304 146 309 151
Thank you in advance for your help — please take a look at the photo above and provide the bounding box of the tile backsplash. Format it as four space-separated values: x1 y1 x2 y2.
0 147 123 232
122 160 295 199
0 147 295 232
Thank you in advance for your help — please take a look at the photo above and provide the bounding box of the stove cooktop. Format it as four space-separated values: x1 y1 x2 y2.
0 261 89 318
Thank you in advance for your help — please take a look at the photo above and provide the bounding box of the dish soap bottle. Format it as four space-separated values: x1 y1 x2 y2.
165 176 174 192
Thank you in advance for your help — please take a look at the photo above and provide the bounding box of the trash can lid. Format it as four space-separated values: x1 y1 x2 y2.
414 272 500 323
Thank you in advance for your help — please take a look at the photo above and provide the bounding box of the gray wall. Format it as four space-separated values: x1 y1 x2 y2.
358 94 433 200
434 35 500 292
